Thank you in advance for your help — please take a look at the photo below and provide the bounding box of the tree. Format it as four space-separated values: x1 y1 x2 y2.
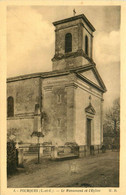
103 98 120 148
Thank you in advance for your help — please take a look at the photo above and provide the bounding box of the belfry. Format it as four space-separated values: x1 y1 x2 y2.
52 14 95 71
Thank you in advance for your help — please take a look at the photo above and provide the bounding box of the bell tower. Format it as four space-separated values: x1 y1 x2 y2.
52 14 95 71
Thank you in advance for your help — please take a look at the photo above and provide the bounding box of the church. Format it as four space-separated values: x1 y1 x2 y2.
7 13 106 148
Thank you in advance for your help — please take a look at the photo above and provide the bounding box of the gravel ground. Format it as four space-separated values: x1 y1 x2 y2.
7 151 119 188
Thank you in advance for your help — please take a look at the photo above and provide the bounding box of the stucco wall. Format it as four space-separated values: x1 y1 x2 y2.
75 80 103 146
53 17 93 71
82 26 93 58
7 78 40 115
55 18 93 55
7 118 34 143
42 76 67 144
55 25 78 54
42 75 76 145
53 56 89 71
7 77 41 142
7 73 103 146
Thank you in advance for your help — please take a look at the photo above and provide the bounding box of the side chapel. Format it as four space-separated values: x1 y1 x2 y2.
7 14 106 148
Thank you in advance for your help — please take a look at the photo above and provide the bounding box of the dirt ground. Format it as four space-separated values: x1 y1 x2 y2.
7 151 119 188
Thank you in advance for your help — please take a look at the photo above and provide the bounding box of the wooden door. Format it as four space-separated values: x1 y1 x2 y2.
87 118 91 146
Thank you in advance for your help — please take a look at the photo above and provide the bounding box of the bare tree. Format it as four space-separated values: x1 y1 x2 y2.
103 98 120 148
106 98 120 132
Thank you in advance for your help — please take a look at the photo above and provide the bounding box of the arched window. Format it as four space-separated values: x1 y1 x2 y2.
7 96 14 117
65 33 72 53
85 35 88 56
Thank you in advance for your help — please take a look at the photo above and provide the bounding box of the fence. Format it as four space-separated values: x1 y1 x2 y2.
18 144 79 161
16 143 105 166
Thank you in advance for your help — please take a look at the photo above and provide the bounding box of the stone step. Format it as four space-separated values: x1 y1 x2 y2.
52 154 79 161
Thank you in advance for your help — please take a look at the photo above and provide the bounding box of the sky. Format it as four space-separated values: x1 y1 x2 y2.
7 6 120 110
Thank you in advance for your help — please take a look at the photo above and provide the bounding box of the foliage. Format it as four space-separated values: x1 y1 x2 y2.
7 140 17 175
101 145 106 153
104 98 120 133
103 98 120 149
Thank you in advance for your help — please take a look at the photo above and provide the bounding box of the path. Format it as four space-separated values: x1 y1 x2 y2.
7 151 119 188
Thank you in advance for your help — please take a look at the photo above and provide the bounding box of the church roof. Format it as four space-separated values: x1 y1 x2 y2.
7 69 70 82
7 64 106 93
74 64 107 93
53 14 95 32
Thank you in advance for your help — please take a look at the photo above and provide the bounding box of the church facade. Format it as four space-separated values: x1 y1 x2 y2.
7 14 106 147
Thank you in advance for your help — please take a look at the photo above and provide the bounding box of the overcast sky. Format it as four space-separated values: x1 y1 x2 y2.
7 6 120 110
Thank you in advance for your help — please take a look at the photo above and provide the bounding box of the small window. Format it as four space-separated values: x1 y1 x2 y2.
35 104 39 114
65 33 72 53
85 35 88 55
7 96 14 117
57 118 61 127
57 94 61 103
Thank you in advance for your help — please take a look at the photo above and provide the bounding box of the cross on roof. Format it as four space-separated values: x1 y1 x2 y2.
73 9 76 16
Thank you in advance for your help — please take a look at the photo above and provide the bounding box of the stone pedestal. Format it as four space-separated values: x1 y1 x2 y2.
51 146 58 159
40 146 43 156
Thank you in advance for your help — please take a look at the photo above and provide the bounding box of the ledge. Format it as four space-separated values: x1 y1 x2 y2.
52 49 95 64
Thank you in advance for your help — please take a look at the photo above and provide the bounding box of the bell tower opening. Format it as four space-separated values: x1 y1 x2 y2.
52 14 95 71
85 35 89 56
65 33 72 53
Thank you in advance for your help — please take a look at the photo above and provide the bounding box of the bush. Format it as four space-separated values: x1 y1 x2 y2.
101 145 106 153
7 141 17 175
112 144 120 150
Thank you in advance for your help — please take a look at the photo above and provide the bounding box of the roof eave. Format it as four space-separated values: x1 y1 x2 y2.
76 72 106 93
53 14 95 32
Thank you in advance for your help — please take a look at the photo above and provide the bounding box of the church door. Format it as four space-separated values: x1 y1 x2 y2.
87 118 92 146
